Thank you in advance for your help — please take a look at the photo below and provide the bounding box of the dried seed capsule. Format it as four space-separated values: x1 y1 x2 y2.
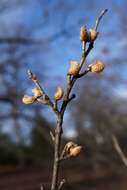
32 87 43 98
89 28 98 42
54 87 64 101
80 26 88 42
70 146 82 157
68 61 80 76
22 95 35 104
64 141 77 152
88 60 105 73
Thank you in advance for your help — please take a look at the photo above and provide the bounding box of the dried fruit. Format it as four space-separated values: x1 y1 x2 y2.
88 60 105 73
68 61 80 76
80 26 88 42
70 146 82 157
32 87 43 98
64 142 76 152
89 28 98 42
54 87 64 101
22 95 35 104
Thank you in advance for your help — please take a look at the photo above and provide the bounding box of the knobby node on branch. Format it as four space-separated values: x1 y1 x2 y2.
22 9 108 190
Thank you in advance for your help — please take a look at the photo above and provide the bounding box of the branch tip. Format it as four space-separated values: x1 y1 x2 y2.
95 9 108 30
27 69 32 78
58 179 66 190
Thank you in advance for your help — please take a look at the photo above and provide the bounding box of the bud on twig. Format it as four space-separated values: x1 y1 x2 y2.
69 146 82 157
61 142 82 159
88 60 105 73
80 26 88 42
32 87 43 98
89 28 98 42
54 87 64 101
28 69 37 81
22 95 35 104
64 141 76 153
68 61 80 76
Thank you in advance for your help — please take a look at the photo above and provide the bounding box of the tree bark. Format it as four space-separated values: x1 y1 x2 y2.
51 117 62 190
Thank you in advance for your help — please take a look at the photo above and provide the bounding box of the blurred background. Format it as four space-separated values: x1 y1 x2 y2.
0 0 127 189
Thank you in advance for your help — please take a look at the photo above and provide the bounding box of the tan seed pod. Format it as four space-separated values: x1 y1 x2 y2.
54 87 64 101
88 60 105 73
64 141 77 153
32 87 43 98
69 146 82 157
89 28 98 42
68 61 80 76
22 95 35 104
80 26 88 42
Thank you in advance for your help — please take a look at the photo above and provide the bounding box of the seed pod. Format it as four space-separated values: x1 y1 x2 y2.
54 87 64 101
32 87 43 98
64 141 77 153
88 60 105 73
68 61 80 76
80 26 88 42
89 28 98 42
70 146 82 157
22 95 35 104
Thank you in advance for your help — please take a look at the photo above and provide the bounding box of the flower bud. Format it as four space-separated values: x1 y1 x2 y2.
68 61 80 76
32 87 43 98
70 146 82 157
89 28 98 42
54 87 64 101
88 60 105 73
80 26 88 42
22 95 35 104
65 141 76 152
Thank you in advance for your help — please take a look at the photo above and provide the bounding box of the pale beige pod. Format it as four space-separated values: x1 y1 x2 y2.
54 87 64 101
89 28 98 42
32 87 43 98
64 141 77 152
22 95 35 104
68 61 80 76
80 26 88 42
88 60 105 73
69 146 82 157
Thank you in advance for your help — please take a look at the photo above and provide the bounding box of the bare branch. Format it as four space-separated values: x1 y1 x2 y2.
58 179 66 190
27 69 59 116
50 131 55 142
59 154 71 162
94 9 108 31
28 69 45 94
112 135 127 167
76 68 90 78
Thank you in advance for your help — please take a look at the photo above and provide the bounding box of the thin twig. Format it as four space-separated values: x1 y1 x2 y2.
76 68 90 78
112 135 127 167
28 69 45 94
94 9 108 31
28 69 59 116
58 179 66 190
50 131 55 142
59 154 71 162
51 117 62 190
67 94 76 103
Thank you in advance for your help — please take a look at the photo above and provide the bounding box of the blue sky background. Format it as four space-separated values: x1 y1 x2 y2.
0 0 127 140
